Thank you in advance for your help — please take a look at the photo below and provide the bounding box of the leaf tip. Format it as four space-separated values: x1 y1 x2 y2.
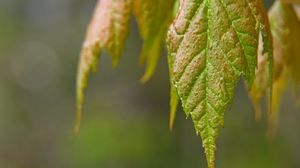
74 92 83 135
253 101 262 121
111 57 120 68
201 136 217 168
206 154 216 168
208 163 215 168
74 111 82 135
169 85 179 132
138 52 147 66
169 123 174 132
169 113 175 131
140 71 153 84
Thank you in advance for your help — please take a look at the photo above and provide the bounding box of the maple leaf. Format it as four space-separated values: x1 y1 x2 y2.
133 0 175 82
249 1 300 136
268 0 300 134
269 2 300 84
268 70 287 137
248 38 271 121
167 0 272 167
75 0 132 133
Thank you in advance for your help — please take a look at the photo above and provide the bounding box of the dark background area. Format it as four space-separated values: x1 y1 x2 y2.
1 0 300 168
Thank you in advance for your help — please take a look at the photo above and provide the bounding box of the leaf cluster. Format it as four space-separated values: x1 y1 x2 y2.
76 0 300 167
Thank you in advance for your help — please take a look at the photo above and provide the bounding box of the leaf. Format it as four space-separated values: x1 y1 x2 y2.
133 0 175 82
248 38 270 121
168 47 179 131
269 1 300 84
169 84 179 130
280 0 300 4
249 1 300 136
169 1 181 130
267 70 287 137
75 0 132 133
167 0 271 167
267 0 300 134
248 0 273 83
295 5 300 19
247 0 274 121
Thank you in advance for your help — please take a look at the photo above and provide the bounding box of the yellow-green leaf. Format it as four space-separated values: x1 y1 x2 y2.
268 0 300 135
280 0 300 4
167 0 271 167
270 1 300 84
169 84 179 131
75 0 132 133
248 38 270 121
249 1 300 136
247 0 274 122
168 47 179 131
268 69 287 137
249 0 274 84
133 0 175 82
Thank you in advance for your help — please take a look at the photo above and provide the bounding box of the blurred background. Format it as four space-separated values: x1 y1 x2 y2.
0 0 300 168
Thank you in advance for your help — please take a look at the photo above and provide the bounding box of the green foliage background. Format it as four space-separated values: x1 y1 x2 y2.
0 0 299 168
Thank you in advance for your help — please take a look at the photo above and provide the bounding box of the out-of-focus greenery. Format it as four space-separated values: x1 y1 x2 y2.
0 0 299 168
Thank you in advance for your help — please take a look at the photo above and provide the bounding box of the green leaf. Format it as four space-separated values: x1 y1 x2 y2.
133 0 175 82
169 84 179 130
167 0 271 167
75 0 132 133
